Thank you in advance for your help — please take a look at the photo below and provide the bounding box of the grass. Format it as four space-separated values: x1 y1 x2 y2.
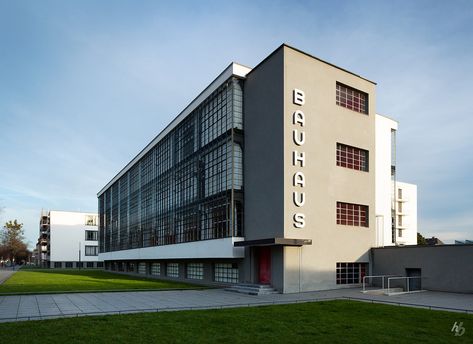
0 269 198 294
0 300 471 343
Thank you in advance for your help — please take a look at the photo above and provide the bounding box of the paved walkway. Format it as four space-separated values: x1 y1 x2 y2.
0 287 472 322
0 269 17 285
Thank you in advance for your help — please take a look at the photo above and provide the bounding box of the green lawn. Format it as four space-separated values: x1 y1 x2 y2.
0 300 471 343
0 269 198 294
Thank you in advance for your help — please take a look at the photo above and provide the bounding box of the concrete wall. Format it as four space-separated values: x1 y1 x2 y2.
99 237 245 261
375 114 397 246
372 245 473 293
282 46 377 292
244 48 285 241
50 211 102 263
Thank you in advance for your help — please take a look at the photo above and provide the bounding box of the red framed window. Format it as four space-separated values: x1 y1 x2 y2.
337 202 369 227
336 82 368 114
336 143 368 171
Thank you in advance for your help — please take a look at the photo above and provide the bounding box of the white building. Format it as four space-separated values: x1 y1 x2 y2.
395 182 418 245
375 114 417 246
36 210 103 268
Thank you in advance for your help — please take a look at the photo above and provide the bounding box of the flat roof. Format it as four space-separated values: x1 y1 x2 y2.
97 62 251 196
47 210 98 215
98 44 377 196
234 238 312 247
247 43 377 85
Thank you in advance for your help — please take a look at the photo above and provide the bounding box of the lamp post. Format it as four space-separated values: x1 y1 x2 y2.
78 242 81 270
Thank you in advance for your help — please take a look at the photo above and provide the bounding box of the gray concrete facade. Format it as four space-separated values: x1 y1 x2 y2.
241 44 377 293
243 48 286 292
244 47 285 242
372 245 473 293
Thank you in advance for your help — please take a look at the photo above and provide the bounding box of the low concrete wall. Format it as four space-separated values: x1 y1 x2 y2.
372 245 473 293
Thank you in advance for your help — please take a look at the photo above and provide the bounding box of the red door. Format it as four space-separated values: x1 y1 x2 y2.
258 247 271 284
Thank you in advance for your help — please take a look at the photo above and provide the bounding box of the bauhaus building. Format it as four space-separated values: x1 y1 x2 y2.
98 44 417 293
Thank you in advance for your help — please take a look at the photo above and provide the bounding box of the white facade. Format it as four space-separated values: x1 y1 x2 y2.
395 182 418 245
48 210 103 267
99 237 245 261
375 114 417 246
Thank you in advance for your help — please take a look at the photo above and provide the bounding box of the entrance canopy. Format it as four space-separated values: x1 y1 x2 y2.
234 238 312 247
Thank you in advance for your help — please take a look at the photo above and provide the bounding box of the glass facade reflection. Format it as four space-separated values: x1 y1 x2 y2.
99 77 244 253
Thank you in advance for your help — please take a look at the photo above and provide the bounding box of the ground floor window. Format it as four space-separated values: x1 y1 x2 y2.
167 263 179 277
65 262 73 268
127 262 135 272
186 263 204 280
54 262 62 268
336 262 367 284
86 262 94 268
76 262 83 268
214 263 239 283
85 245 99 256
151 263 161 276
138 262 147 274
97 262 104 268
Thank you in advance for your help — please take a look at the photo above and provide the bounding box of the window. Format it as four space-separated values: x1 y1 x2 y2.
398 215 403 227
398 188 403 199
138 262 147 274
214 263 239 283
336 82 368 114
97 262 104 268
186 263 204 280
87 262 94 268
85 215 98 226
167 263 179 277
337 202 369 227
54 262 62 268
336 143 368 171
85 246 98 256
151 263 161 276
85 230 98 241
76 262 83 268
65 262 73 268
98 79 245 255
336 262 367 284
398 201 402 213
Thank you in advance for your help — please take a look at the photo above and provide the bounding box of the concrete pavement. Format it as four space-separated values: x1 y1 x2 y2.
0 269 17 285
0 287 472 323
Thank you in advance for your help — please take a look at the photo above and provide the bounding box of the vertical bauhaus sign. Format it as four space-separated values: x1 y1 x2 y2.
292 88 306 228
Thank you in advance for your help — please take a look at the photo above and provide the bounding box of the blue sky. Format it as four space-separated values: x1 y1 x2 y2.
1 0 472 248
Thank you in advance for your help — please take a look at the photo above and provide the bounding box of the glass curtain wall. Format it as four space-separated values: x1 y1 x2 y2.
99 77 243 253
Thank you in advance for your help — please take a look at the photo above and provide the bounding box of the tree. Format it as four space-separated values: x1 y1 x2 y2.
1 220 29 263
417 232 428 246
